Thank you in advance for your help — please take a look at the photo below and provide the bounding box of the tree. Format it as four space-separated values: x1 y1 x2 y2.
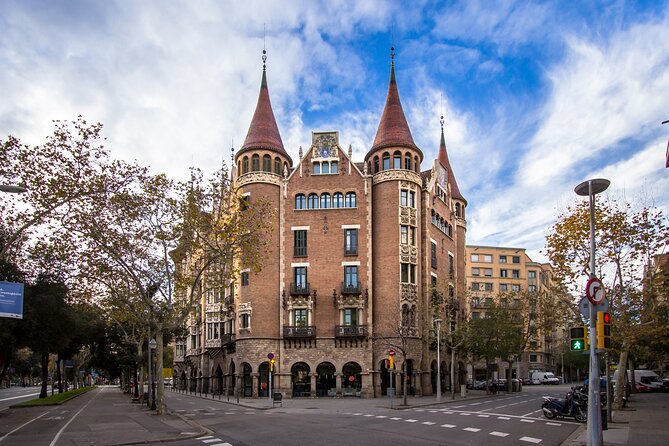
545 198 669 409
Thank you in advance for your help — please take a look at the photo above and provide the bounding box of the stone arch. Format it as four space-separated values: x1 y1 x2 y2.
316 362 336 397
291 362 311 397
341 361 362 396
241 362 253 397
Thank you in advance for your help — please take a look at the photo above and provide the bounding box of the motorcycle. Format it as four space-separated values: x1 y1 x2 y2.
541 386 588 423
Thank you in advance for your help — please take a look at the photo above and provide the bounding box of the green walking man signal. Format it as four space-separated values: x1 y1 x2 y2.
569 326 589 351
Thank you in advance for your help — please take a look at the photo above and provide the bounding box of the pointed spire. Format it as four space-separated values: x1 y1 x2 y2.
366 47 422 161
236 49 293 165
437 116 466 205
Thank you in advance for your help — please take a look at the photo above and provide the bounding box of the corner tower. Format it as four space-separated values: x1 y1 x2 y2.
366 49 424 390
232 51 291 394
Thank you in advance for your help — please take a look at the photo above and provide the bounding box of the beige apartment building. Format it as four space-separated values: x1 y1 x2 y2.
465 245 559 380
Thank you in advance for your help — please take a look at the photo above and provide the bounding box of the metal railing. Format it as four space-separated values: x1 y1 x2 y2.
283 325 316 338
334 325 368 337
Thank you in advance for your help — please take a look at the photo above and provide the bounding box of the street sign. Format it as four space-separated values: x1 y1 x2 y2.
388 349 395 356
267 352 274 360
578 295 609 319
586 277 605 305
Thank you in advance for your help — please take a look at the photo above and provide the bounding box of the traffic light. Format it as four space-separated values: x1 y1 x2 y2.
570 326 586 351
388 354 395 369
596 311 611 349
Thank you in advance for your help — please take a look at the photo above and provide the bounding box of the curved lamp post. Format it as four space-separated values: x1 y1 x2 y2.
575 178 609 446
148 338 157 410
0 185 27 193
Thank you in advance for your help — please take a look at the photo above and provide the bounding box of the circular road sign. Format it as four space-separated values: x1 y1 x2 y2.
267 352 274 360
586 277 605 305
388 349 396 356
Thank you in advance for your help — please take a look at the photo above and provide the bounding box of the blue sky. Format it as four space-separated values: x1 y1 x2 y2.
1 0 668 263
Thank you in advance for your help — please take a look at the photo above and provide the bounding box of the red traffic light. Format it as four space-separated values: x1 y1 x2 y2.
603 312 611 324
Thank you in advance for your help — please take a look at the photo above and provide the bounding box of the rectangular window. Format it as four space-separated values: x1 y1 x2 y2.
499 284 508 292
483 255 492 263
472 312 481 319
528 285 537 293
294 267 307 288
530 354 538 363
484 283 493 291
409 191 415 208
400 263 416 284
449 254 454 277
471 254 479 262
343 308 358 326
294 309 308 326
500 269 508 278
512 269 520 278
400 225 408 244
241 271 249 286
499 255 507 263
344 228 358 255
431 242 437 269
294 230 307 257
240 313 250 329
512 284 521 292
410 227 416 246
313 163 321 174
322 162 330 174
472 267 480 276
512 256 520 264
471 282 480 291
483 268 493 277
344 265 358 287
400 190 408 206
528 271 537 279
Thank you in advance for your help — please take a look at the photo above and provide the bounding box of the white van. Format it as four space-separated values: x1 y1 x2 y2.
530 371 560 385
613 369 662 391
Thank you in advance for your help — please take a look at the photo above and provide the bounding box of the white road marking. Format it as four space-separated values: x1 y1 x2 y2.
48 388 102 446
224 412 235 415
498 416 511 420
521 419 535 423
202 440 222 444
353 413 363 416
0 411 50 443
0 392 40 402
422 422 436 425
490 432 510 437
441 424 456 428
519 437 543 443
460 413 471 416
197 436 213 440
390 417 402 420
405 419 418 423
364 414 374 417
477 414 490 418
452 405 466 408
463 427 481 432
469 402 481 406
376 415 387 418
546 422 562 426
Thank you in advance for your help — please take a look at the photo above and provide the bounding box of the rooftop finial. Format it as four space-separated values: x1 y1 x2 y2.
231 138 235 163
262 24 267 69
440 115 444 129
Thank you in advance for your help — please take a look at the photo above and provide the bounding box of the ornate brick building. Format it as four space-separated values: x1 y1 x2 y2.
174 51 468 398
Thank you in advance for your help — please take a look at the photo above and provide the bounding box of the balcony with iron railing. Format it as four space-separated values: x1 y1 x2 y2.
283 325 316 338
290 282 310 295
340 281 362 294
335 325 368 338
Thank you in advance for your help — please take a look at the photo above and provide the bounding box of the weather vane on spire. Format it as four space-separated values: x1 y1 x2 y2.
440 94 445 130
262 24 267 68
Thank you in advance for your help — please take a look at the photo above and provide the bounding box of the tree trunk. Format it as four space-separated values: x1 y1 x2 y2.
402 357 408 406
613 345 629 409
156 326 165 414
56 356 63 393
133 361 139 397
450 348 456 400
40 353 49 399
137 342 144 397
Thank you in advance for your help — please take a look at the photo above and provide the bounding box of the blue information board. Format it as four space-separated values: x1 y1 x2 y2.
0 281 25 319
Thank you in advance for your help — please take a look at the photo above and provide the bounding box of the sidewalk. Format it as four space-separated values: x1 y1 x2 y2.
62 386 210 445
560 392 669 446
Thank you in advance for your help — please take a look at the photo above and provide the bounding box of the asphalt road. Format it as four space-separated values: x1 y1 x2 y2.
158 385 581 446
0 387 42 412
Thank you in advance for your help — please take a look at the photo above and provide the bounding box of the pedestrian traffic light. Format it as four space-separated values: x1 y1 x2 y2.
596 311 611 349
570 326 586 351
388 354 395 369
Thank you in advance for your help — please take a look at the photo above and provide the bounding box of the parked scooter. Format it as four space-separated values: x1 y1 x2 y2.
541 386 588 423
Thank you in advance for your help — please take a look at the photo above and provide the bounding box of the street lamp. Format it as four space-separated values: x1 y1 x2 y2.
148 338 157 410
0 185 27 193
434 318 442 402
575 178 609 446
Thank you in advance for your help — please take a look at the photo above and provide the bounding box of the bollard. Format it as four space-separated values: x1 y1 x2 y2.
601 407 608 430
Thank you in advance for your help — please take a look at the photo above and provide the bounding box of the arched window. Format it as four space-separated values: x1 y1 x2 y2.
308 193 319 209
274 157 281 175
295 194 306 210
252 154 260 171
393 151 402 169
345 192 356 208
333 192 344 208
455 203 461 217
404 153 412 170
263 155 271 172
374 157 379 173
242 157 249 174
320 193 331 209
382 153 390 170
